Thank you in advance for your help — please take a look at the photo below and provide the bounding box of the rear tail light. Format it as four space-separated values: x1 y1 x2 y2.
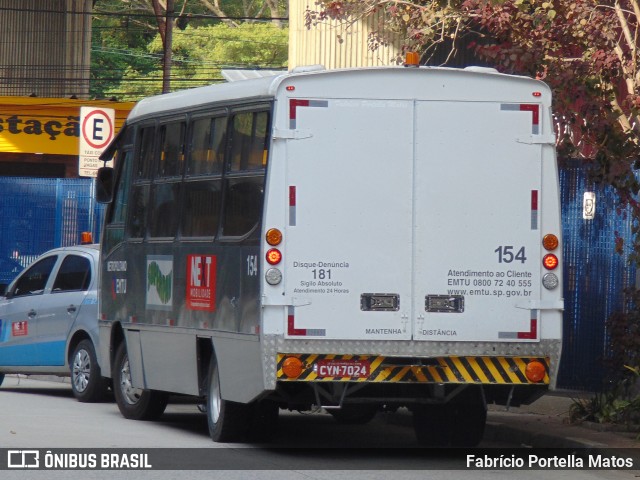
265 268 282 285
542 273 559 290
525 360 546 383
543 253 559 270
265 227 284 285
266 228 282 246
282 356 303 378
542 234 558 251
266 248 282 265
541 233 560 289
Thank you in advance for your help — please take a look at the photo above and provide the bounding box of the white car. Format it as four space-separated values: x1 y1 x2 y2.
0 244 106 402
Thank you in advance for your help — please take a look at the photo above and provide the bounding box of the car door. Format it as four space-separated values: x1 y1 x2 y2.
0 255 58 366
36 252 94 366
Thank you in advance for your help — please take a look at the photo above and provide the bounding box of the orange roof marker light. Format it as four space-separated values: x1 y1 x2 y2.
404 51 420 68
80 232 93 244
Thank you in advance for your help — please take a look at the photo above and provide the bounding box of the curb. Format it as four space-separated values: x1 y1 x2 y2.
484 419 608 449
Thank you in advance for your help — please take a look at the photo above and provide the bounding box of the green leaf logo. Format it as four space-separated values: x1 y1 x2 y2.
148 260 173 304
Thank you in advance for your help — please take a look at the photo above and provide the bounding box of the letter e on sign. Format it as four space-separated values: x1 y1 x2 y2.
79 106 116 177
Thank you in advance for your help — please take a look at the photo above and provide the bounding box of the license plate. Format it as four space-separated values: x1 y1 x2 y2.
315 359 370 378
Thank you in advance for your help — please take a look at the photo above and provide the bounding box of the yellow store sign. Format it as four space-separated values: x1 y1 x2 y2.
0 97 135 155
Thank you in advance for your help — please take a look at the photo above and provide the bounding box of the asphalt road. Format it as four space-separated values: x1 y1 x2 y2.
1 376 638 480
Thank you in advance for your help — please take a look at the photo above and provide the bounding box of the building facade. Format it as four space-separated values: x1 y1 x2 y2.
289 1 402 69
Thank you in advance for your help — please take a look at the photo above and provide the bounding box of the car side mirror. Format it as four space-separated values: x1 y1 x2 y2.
96 166 114 204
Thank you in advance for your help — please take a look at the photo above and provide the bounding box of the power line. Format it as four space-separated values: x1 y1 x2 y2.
0 5 287 22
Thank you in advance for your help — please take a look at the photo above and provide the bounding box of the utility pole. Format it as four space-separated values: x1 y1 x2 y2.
162 0 174 94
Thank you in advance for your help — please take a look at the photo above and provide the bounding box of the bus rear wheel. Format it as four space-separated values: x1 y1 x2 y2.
113 342 168 420
413 390 487 447
206 356 249 442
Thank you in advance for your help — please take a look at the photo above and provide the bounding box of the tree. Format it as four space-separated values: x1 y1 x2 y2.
307 0 640 261
104 22 288 99
92 0 289 99
91 0 160 98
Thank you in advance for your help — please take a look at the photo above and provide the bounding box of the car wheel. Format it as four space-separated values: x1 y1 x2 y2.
206 355 249 442
0 373 4 387
113 342 168 420
70 339 107 403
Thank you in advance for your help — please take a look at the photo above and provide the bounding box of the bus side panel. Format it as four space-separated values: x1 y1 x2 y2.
124 330 144 388
212 333 264 403
138 330 200 395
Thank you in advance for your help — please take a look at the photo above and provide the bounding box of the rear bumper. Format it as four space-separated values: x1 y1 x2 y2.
262 335 561 390
276 353 551 385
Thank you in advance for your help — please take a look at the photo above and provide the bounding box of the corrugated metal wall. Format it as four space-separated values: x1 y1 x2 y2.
289 1 402 69
558 164 637 390
0 0 92 97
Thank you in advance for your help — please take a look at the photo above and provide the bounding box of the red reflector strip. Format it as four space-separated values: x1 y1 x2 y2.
289 185 296 226
289 99 328 129
499 312 538 340
517 318 538 340
500 103 540 134
531 190 538 230
519 104 539 134
287 310 306 336
287 306 326 337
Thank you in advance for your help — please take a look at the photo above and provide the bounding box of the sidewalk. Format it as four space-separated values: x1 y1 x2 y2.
484 392 640 452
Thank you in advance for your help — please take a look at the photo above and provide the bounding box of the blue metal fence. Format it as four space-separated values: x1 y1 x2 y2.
0 170 636 391
559 164 637 391
0 177 104 286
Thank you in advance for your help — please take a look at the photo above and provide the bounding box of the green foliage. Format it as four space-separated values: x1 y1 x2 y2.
104 23 288 100
570 297 640 427
91 1 159 98
91 0 289 100
606 289 640 377
569 366 640 426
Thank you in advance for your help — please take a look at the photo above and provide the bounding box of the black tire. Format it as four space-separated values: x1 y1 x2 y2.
413 392 487 447
113 342 168 420
206 356 249 442
247 400 279 442
412 404 451 446
449 400 487 447
328 404 379 424
70 339 107 403
0 373 4 387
